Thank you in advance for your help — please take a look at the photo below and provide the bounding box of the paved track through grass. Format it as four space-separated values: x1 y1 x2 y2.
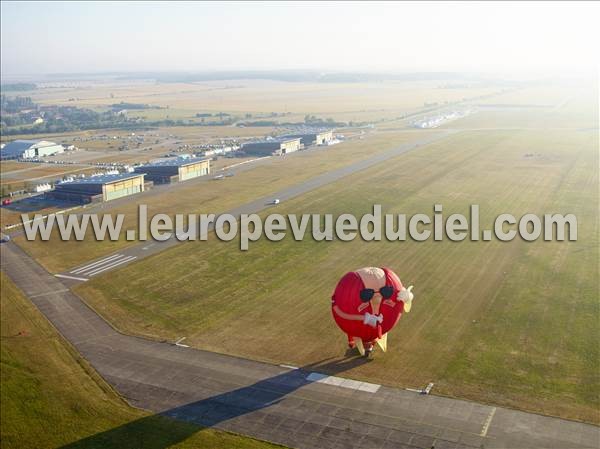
75 124 599 423
14 130 438 272
0 271 284 449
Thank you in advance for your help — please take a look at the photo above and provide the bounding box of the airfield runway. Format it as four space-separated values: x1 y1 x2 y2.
57 130 457 283
5 128 600 448
2 242 599 449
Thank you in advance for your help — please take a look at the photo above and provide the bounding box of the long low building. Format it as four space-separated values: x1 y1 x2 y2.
47 173 146 203
241 137 301 156
133 157 210 184
0 139 64 160
283 129 334 147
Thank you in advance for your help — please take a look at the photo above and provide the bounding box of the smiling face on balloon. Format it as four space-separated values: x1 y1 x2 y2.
331 267 410 349
356 267 398 316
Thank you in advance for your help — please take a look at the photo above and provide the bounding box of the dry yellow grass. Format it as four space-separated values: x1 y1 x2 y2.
26 79 501 123
15 130 436 272
0 272 284 449
1 164 93 183
76 126 599 424
8 81 599 425
1 161 33 172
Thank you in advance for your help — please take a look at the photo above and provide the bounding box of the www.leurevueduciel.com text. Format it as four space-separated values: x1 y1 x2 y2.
20 204 577 250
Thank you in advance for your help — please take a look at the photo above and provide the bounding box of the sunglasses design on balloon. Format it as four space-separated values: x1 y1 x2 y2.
359 285 395 302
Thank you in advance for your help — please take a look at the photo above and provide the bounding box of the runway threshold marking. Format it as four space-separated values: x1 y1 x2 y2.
71 254 124 274
481 406 497 436
68 253 139 277
306 372 381 393
55 274 89 282
86 256 137 276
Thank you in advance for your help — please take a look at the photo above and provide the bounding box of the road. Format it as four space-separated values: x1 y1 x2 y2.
57 130 455 283
2 242 598 449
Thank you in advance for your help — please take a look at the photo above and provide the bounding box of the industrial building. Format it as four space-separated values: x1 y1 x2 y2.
134 157 210 184
241 137 301 156
0 139 64 160
48 173 146 204
284 129 334 147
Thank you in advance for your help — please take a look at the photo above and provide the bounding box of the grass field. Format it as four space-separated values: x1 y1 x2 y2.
15 129 437 272
23 79 502 124
6 81 598 426
0 161 35 172
2 205 64 231
1 163 94 183
0 272 283 449
74 120 599 424
440 90 596 132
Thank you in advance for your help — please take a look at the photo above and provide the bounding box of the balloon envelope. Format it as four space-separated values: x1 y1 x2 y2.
331 267 405 343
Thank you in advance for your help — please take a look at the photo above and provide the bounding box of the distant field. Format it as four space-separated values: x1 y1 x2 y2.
0 272 283 449
374 84 593 133
15 130 436 271
23 79 503 124
474 85 575 107
3 81 583 150
75 122 599 424
444 88 597 131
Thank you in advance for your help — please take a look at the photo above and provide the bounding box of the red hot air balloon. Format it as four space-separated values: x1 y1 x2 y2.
331 267 414 356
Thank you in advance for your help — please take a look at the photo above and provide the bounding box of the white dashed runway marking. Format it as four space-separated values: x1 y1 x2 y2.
68 254 137 278
55 274 89 282
481 406 497 436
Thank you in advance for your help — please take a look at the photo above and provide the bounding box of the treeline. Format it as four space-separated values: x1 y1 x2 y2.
238 115 347 128
1 114 232 135
127 70 472 84
1 95 36 113
1 94 359 136
195 112 231 118
110 102 161 110
1 115 359 136
1 97 132 135
1 111 131 135
1 83 37 92
303 115 342 126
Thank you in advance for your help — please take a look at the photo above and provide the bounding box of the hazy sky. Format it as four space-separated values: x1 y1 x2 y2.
1 1 599 76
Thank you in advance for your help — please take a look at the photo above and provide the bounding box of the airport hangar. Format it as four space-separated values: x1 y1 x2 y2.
133 157 210 184
283 129 334 146
241 137 302 156
47 173 147 204
0 139 64 160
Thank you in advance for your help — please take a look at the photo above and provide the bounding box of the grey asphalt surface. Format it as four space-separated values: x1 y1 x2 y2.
59 130 455 283
2 242 599 449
